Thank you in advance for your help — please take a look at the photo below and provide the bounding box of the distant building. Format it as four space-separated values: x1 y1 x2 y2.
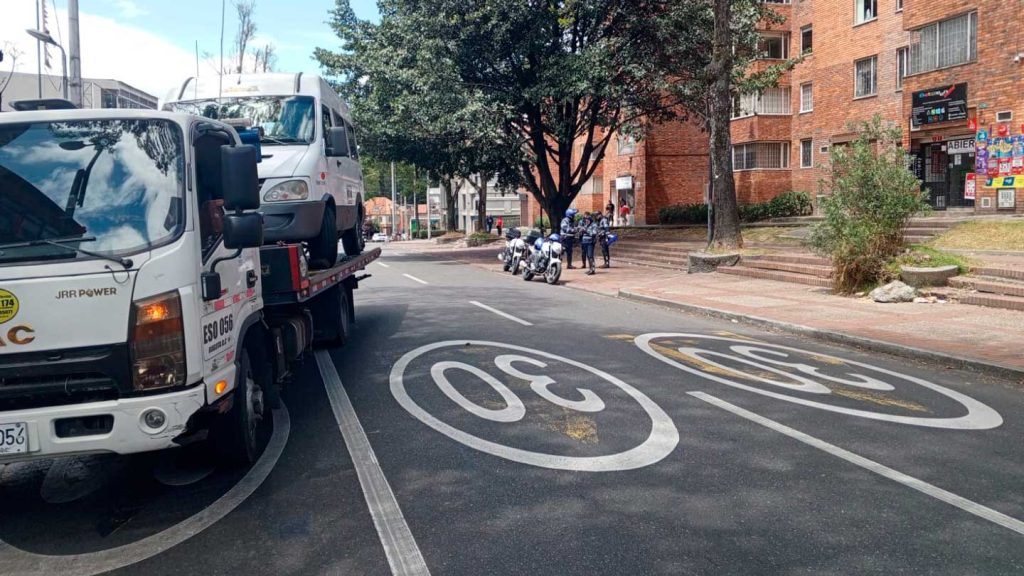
0 71 157 112
453 177 521 232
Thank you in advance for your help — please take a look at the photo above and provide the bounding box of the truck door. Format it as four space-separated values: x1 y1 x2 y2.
194 131 259 381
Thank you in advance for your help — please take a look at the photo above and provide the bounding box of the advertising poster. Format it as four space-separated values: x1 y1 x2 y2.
964 173 976 200
975 130 989 174
911 84 968 126
1012 135 1024 176
997 137 1014 176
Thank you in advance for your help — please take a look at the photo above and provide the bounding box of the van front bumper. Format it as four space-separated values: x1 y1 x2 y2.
0 385 206 462
261 201 326 242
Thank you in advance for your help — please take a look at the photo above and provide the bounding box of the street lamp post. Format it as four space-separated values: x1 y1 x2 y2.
26 28 68 101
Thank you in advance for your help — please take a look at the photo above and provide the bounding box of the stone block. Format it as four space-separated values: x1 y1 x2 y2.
688 252 741 274
899 265 959 288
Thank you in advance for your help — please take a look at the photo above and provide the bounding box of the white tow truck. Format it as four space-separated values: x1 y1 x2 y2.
0 104 378 464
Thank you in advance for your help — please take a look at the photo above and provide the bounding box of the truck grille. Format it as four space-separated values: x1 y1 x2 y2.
0 344 131 411
0 374 119 411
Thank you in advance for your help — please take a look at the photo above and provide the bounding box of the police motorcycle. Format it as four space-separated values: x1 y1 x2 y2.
501 229 542 275
522 232 564 285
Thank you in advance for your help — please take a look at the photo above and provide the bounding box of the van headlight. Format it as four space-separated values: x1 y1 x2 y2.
263 179 309 202
130 291 186 391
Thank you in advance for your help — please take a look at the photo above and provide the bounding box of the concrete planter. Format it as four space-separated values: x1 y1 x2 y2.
466 237 501 247
899 265 959 288
435 236 463 245
688 252 741 274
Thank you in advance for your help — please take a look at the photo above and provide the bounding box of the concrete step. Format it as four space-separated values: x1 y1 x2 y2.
960 293 1024 312
905 235 935 244
744 253 831 267
613 245 690 258
904 227 950 235
717 266 834 288
949 276 1024 298
971 266 1024 282
740 260 833 278
612 258 682 271
614 254 688 267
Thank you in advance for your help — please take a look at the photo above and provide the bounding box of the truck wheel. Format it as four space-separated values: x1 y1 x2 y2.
308 205 339 269
341 222 364 257
335 285 352 346
215 348 270 466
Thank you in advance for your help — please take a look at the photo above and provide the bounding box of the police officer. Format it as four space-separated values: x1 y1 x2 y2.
559 208 578 269
579 213 599 275
596 212 612 268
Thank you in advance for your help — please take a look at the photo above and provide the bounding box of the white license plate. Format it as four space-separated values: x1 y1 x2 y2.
0 423 28 455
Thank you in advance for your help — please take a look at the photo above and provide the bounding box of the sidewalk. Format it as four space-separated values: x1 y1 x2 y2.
399 239 1024 379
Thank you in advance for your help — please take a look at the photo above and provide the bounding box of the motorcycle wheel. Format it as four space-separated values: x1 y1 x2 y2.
545 264 562 285
511 257 521 275
522 269 534 281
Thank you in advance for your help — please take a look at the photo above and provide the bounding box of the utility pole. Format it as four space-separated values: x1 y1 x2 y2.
35 0 42 98
68 0 82 107
390 161 397 240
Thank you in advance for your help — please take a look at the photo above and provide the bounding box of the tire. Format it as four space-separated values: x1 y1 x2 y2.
312 284 351 347
214 348 270 466
545 263 562 285
308 205 339 270
341 214 364 256
522 269 534 281
511 257 521 276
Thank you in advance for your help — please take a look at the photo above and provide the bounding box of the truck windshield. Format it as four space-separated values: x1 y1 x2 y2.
0 118 185 265
167 96 315 145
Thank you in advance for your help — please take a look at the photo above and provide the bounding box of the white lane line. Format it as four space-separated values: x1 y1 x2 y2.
402 273 429 285
469 301 533 326
316 351 431 576
378 262 391 268
689 391 1024 537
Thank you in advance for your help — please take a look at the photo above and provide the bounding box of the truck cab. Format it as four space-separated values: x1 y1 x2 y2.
0 108 269 463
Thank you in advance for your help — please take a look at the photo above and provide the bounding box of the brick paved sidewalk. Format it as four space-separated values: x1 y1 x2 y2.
399 240 1024 378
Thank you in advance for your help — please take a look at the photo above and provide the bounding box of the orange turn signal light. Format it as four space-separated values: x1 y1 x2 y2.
214 380 228 395
140 302 170 323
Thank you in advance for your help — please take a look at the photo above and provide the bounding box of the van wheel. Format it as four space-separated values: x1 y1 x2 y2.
341 223 364 256
214 348 270 466
308 205 338 269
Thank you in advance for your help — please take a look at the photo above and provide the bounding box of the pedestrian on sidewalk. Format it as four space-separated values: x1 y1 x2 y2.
560 208 578 269
597 212 612 268
619 203 631 227
496 216 503 237
580 213 598 275
486 215 494 234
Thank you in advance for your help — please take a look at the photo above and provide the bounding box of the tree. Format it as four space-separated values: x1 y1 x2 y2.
251 43 277 73
0 42 23 110
233 1 258 74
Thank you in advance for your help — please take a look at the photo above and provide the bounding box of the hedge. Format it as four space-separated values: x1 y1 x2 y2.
658 191 812 225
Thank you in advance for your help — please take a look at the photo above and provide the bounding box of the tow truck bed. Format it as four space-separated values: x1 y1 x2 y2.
260 246 381 306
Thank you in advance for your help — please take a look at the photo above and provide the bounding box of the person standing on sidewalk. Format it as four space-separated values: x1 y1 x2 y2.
560 208 578 269
580 213 598 275
496 216 503 237
597 212 612 268
486 215 494 234
619 203 631 227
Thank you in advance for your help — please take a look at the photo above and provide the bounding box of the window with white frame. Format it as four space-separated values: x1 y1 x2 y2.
855 0 877 24
732 142 790 170
800 83 813 112
758 34 789 59
896 47 909 90
800 139 813 168
617 135 636 155
908 11 977 74
855 56 877 98
731 87 792 119
896 0 903 11
800 26 813 54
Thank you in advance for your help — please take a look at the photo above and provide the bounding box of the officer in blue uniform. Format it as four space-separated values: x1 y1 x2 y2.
579 213 599 275
559 208 578 269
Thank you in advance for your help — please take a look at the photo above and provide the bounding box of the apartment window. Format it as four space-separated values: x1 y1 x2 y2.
896 47 909 90
855 0 877 24
731 87 792 119
854 56 877 98
800 83 813 112
758 34 789 60
800 26 813 54
800 139 813 168
908 12 977 74
732 142 790 170
617 135 636 155
896 0 903 11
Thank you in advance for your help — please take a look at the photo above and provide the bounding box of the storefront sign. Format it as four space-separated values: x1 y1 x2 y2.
615 175 634 190
947 139 974 155
968 118 978 131
911 83 968 127
964 173 976 200
998 124 1011 137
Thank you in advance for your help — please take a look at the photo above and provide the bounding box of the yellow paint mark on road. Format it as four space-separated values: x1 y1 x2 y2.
605 334 636 341
649 342 752 380
831 387 930 413
714 331 758 341
810 354 847 366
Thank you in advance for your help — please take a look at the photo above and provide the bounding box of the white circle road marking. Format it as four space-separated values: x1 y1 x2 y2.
0 407 290 576
389 341 679 472
635 333 1003 430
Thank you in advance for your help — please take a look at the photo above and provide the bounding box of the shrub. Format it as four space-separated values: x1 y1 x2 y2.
809 116 929 293
768 191 813 218
533 216 551 230
658 203 708 224
658 192 811 225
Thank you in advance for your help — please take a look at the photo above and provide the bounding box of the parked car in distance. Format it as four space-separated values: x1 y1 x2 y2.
371 233 387 243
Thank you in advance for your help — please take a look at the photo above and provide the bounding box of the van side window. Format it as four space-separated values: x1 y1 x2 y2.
321 105 332 141
345 121 359 159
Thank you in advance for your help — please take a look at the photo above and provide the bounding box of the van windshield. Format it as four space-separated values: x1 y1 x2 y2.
168 96 315 145
0 119 185 265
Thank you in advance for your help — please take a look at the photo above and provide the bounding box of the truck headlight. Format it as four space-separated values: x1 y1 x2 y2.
263 179 309 202
130 291 186 391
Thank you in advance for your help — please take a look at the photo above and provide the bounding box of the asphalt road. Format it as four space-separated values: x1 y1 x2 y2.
2 245 1024 575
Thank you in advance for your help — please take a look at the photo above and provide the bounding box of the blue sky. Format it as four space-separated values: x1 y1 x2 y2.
1 0 380 99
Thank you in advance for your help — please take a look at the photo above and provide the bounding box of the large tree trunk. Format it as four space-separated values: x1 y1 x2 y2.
442 177 458 231
708 0 743 250
476 174 488 233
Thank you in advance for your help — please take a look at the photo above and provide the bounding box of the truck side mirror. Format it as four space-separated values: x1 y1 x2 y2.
223 213 264 249
326 127 349 158
221 145 260 211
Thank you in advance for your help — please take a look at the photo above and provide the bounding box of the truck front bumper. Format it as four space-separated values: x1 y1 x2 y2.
0 385 206 462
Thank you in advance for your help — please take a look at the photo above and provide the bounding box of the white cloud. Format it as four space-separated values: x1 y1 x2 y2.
112 0 148 19
1 0 195 101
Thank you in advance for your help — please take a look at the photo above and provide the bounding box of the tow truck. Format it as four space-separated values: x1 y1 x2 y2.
0 104 378 463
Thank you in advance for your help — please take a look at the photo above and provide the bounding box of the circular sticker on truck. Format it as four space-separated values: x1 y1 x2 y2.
0 290 18 325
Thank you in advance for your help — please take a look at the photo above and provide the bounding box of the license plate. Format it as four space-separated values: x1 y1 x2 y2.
0 423 28 455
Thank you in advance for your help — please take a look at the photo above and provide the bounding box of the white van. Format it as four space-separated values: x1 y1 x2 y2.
164 73 364 265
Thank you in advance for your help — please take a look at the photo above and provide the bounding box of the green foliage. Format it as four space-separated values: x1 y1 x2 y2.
658 191 812 224
885 246 971 280
810 116 929 293
533 216 551 230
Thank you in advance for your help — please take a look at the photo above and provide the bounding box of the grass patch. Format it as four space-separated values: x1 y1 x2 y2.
885 245 972 279
931 220 1024 251
741 226 804 245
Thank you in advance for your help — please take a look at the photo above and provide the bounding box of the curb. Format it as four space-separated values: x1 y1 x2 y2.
618 289 1024 382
